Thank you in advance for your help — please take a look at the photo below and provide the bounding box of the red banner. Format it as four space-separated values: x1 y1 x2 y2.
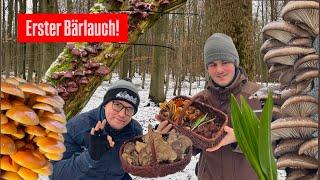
18 13 128 43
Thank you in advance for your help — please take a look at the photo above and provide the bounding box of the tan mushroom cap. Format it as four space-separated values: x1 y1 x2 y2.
287 37 313 47
262 21 310 44
25 125 46 137
32 161 53 176
263 46 315 66
1 99 12 110
10 150 47 169
294 68 319 83
271 117 318 141
44 152 64 161
12 129 26 139
274 138 304 157
281 95 318 117
1 120 18 134
279 68 295 86
1 113 9 124
32 103 55 113
281 1 319 35
6 105 39 126
268 64 291 78
298 138 318 159
0 155 20 172
33 95 64 109
39 117 67 133
277 153 318 170
286 169 310 180
1 171 23 180
18 83 46 96
52 95 65 105
17 167 38 180
47 131 64 141
40 111 66 123
36 137 66 154
1 82 25 98
0 135 16 155
5 77 20 86
38 83 58 95
294 54 319 71
260 38 285 54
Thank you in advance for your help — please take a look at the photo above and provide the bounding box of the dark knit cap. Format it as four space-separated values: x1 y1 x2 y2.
102 78 140 114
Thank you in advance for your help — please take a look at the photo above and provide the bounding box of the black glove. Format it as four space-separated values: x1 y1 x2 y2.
88 129 110 161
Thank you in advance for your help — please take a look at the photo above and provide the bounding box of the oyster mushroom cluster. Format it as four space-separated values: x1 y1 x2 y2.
52 42 110 100
121 125 192 166
159 97 220 139
258 1 319 179
1 77 67 179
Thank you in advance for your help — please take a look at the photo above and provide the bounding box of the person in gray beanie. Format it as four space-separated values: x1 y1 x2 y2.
156 33 262 180
52 78 142 180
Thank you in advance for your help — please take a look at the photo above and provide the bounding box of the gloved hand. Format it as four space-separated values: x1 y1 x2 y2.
88 119 115 161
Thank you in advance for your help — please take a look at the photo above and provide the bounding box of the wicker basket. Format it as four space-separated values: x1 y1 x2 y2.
119 133 192 178
159 96 228 150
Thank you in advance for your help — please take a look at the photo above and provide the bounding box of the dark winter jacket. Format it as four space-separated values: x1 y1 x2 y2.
50 105 142 180
194 69 262 180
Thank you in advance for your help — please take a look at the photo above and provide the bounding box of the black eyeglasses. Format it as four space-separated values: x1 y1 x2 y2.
111 101 134 116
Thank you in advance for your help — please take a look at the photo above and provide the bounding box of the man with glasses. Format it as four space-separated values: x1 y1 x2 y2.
51 78 142 180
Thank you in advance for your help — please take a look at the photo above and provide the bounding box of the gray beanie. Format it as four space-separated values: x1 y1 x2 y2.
102 79 140 114
204 33 239 68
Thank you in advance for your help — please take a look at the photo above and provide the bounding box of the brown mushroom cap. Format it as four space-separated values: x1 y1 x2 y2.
287 37 313 47
12 129 26 139
286 169 310 180
1 171 23 180
18 83 46 96
5 77 20 86
38 83 58 95
1 120 18 134
32 103 55 113
262 21 311 44
1 113 9 124
39 117 67 133
1 99 12 110
6 105 39 126
0 135 16 155
263 46 315 66
279 68 295 86
32 161 53 176
281 95 318 117
277 153 318 170
281 1 319 35
40 111 66 123
36 137 66 154
47 131 64 141
10 150 47 169
44 152 64 161
298 138 318 159
0 82 25 98
268 64 291 78
294 54 319 71
32 95 64 109
25 125 46 137
271 117 318 141
0 155 20 172
274 138 304 157
17 167 38 180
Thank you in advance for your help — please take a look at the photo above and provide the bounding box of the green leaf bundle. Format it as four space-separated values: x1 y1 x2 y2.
230 93 277 180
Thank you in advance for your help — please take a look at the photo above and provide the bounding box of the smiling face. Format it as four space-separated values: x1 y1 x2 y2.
104 100 133 130
207 60 236 87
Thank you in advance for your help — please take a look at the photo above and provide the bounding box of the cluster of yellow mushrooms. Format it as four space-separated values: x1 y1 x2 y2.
1 77 66 180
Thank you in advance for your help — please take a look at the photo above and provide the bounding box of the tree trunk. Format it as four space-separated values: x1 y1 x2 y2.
44 0 187 119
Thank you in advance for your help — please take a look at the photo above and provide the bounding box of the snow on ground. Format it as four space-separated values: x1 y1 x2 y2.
40 73 286 180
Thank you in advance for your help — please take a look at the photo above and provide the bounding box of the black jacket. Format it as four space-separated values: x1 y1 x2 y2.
51 105 142 180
